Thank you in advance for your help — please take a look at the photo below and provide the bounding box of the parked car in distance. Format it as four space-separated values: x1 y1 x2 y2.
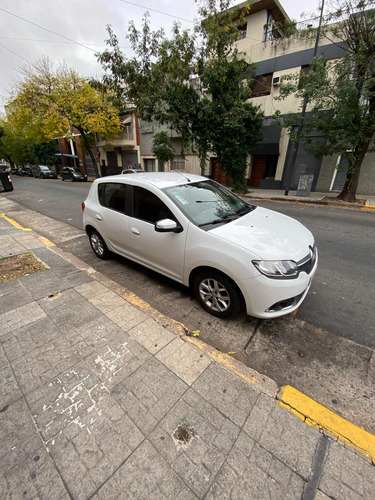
19 165 33 176
121 167 143 174
31 165 57 179
61 167 88 182
10 166 19 175
82 172 318 319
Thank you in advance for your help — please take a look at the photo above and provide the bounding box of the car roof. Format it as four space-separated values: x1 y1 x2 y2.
95 172 207 189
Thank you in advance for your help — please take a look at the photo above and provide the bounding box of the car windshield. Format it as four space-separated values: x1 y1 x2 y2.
40 166 50 171
164 180 255 227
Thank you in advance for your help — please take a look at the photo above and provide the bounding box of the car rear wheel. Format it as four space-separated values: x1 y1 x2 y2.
89 230 110 259
193 271 241 318
71 175 75 182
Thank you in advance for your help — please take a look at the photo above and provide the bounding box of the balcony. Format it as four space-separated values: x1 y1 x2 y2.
96 125 135 148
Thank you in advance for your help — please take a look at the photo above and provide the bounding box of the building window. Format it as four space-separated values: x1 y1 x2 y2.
237 23 247 40
171 155 185 170
251 73 273 97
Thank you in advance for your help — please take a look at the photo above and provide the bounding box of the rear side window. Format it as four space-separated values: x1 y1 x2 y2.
98 183 127 214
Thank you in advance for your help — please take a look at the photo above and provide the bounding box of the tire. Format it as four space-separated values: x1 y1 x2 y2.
193 271 241 318
71 175 75 182
89 230 110 259
61 176 65 181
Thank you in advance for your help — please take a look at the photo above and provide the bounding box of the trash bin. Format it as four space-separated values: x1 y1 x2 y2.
0 172 14 191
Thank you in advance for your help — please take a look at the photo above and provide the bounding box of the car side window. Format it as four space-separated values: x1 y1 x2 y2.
98 183 127 214
133 186 173 224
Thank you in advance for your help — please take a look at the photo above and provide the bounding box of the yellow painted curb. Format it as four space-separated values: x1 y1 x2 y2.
38 236 56 247
1 213 32 231
279 385 375 463
362 205 375 211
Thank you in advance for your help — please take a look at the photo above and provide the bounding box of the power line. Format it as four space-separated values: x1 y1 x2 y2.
0 36 131 50
0 42 29 63
118 0 194 23
0 6 97 53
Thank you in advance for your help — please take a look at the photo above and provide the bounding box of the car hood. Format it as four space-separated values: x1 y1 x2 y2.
211 206 314 261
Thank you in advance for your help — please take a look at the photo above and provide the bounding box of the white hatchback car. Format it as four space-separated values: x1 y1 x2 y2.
82 172 317 319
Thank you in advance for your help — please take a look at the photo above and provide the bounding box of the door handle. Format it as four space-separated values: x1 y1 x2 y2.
131 227 140 235
95 214 102 220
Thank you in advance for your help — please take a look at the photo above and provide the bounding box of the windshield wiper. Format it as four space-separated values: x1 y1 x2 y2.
198 215 238 227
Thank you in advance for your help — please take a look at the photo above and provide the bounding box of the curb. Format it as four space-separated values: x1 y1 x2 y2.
3 210 375 466
244 195 370 210
278 386 375 464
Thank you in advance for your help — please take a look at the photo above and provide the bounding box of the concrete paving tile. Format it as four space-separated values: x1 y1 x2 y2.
0 281 33 315
0 302 47 336
113 357 188 435
319 440 375 499
49 436 97 500
0 446 68 500
105 301 149 331
243 395 321 481
0 399 42 476
75 280 109 299
97 440 195 500
155 337 211 386
192 362 259 427
149 389 240 497
127 318 176 354
208 430 305 499
84 337 151 390
88 289 127 314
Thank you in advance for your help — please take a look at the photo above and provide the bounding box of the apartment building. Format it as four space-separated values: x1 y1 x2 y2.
112 0 375 194
96 111 141 175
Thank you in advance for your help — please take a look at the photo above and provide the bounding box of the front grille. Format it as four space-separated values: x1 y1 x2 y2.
297 244 316 275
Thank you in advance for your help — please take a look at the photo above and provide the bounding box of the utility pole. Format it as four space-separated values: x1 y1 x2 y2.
284 0 325 195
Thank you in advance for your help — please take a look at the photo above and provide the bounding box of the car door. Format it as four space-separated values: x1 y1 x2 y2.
95 182 133 258
128 185 187 281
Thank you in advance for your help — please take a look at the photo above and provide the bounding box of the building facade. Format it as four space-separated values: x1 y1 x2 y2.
137 0 374 195
96 111 140 176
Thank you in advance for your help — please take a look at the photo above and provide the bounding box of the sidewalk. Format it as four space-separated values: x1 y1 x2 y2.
242 189 375 208
1 213 375 499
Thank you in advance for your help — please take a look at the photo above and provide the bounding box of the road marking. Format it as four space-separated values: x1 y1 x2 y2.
38 236 56 247
0 213 32 231
278 385 375 464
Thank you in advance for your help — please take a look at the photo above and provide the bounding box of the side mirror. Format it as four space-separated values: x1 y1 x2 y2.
155 218 183 233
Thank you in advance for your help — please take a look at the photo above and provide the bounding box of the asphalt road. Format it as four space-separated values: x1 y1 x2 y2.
7 175 375 348
4 174 375 432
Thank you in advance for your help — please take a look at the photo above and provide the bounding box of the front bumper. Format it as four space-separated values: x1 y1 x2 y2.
240 250 318 319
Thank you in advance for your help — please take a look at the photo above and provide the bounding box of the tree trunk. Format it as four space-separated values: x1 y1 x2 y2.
76 127 100 178
337 140 370 202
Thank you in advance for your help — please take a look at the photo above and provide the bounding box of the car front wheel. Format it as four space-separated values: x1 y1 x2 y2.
193 271 241 318
89 230 110 259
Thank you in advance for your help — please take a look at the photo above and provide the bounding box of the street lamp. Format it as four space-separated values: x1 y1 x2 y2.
284 0 325 196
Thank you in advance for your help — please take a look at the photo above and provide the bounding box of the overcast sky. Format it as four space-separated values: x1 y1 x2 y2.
0 0 319 111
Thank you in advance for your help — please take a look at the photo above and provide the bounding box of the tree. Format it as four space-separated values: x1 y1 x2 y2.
0 120 57 167
151 131 175 167
277 0 375 201
98 0 264 192
7 58 122 177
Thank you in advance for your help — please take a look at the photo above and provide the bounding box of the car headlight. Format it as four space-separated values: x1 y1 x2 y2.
252 260 299 279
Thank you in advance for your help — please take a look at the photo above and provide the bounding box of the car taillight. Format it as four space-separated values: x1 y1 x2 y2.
81 202 85 213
